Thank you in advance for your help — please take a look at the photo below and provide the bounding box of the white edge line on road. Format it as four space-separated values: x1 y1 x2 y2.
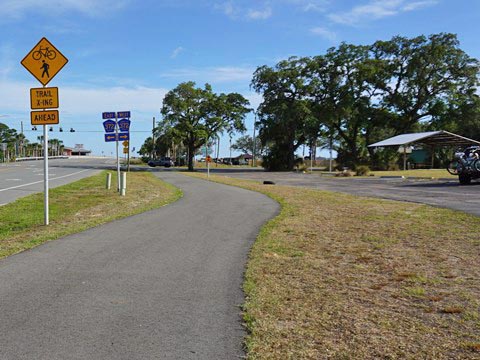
0 169 91 193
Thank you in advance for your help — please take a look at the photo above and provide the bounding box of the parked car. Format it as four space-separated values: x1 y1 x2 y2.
148 157 174 167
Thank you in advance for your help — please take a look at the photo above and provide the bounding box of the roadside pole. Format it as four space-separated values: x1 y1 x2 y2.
116 113 120 192
127 141 130 172
152 117 156 160
252 121 256 167
310 139 315 173
103 112 131 189
21 37 68 226
43 123 49 225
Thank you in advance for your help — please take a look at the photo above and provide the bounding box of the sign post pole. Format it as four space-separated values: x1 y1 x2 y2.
43 123 49 225
127 142 130 172
116 114 120 192
21 37 67 226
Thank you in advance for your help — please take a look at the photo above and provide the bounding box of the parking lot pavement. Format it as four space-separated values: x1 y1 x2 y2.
205 170 480 217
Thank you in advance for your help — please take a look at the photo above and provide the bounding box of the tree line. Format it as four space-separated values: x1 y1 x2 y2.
143 33 480 171
0 123 64 161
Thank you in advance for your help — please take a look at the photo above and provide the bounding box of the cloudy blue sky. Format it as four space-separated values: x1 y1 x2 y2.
1 0 478 157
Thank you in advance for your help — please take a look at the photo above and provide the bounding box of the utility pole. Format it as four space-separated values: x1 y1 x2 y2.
152 116 156 159
252 113 256 167
229 135 232 165
329 134 333 173
216 135 220 167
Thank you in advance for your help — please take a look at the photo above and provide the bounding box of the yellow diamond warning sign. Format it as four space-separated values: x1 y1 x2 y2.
30 87 59 109
21 38 68 86
31 110 59 125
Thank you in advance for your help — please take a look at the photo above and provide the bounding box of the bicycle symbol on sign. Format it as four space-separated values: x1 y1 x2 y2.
32 46 57 61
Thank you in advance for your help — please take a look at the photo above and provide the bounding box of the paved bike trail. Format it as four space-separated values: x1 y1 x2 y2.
0 173 279 359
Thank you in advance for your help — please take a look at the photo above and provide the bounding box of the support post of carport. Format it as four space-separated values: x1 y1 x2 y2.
403 146 407 171
431 145 435 169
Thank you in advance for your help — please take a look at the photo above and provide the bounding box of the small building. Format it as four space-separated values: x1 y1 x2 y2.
64 144 91 156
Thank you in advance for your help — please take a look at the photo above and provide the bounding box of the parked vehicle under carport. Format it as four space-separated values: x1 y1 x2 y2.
447 146 480 184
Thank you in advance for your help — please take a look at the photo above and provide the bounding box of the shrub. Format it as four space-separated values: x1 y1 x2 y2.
355 165 370 176
335 170 354 177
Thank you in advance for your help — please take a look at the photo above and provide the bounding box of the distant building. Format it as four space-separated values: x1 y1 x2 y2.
64 144 91 156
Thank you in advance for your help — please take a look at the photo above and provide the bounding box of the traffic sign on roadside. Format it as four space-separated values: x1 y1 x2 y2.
117 111 131 118
104 133 130 142
117 118 131 132
31 110 59 125
30 87 59 109
21 37 68 86
118 133 130 141
123 148 129 154
105 134 117 142
103 120 116 133
122 141 129 147
102 112 116 119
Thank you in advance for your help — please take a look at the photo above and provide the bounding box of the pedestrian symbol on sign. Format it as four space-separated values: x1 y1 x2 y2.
41 61 50 78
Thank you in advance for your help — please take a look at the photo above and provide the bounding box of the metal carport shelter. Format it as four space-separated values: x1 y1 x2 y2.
368 130 480 170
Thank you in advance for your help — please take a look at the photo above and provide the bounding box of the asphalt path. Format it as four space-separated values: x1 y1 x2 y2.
202 169 480 217
0 172 279 359
0 157 114 205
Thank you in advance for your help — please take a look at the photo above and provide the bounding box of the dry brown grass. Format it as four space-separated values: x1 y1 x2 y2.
186 172 480 359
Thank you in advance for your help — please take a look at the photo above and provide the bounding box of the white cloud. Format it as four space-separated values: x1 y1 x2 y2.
0 79 167 117
247 7 272 20
215 1 240 18
283 0 329 12
402 0 438 11
216 2 272 20
171 47 185 59
328 0 438 25
310 27 337 42
160 66 254 83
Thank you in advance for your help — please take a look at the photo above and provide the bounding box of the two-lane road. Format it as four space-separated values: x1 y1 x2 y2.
0 157 115 205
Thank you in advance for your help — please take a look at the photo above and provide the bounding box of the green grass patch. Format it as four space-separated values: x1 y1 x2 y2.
0 171 181 259
184 172 480 359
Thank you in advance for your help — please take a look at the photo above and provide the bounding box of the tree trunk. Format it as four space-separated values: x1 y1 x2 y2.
188 141 195 171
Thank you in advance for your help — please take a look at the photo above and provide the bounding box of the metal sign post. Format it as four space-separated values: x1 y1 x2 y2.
103 112 130 193
115 114 120 192
43 123 49 225
21 37 68 226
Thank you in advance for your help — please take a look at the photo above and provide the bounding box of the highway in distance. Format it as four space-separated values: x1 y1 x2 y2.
0 157 115 205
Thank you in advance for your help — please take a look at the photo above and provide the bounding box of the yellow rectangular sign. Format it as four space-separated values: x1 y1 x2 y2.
30 87 59 109
31 110 59 125
123 148 129 154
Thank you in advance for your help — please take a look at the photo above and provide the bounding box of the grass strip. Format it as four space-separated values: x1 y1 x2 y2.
184 172 480 359
0 171 182 259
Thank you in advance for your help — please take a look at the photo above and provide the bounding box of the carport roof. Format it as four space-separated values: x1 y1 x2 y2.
368 130 480 148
